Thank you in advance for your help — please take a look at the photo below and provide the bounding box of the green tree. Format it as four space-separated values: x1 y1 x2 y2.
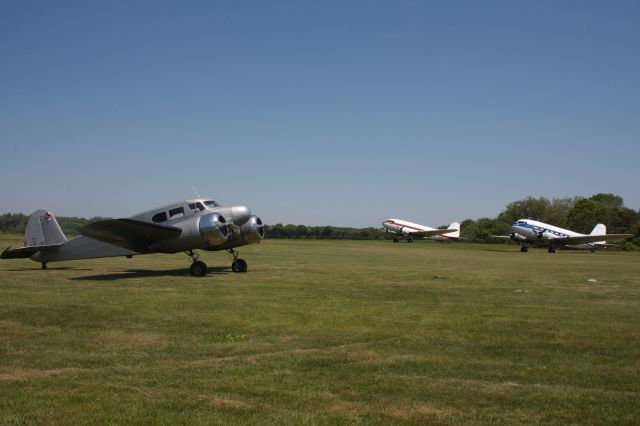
590 193 623 209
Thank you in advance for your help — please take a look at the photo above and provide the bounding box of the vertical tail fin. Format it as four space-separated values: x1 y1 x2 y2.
24 210 67 247
444 222 461 238
589 223 606 245
590 223 606 236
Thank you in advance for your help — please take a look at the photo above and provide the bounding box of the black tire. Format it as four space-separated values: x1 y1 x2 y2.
232 258 248 273
548 247 556 253
189 261 207 277
521 246 528 253
407 237 413 243
392 238 399 243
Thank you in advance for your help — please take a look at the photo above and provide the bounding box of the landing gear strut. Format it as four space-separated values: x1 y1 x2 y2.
227 249 248 273
185 250 207 277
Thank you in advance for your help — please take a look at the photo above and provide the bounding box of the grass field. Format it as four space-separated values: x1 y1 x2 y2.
1 234 639 425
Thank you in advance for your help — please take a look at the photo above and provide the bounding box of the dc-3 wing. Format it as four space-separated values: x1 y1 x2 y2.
553 234 633 245
409 229 459 238
80 219 182 253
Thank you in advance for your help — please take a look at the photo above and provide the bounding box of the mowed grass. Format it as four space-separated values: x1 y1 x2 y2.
1 234 639 425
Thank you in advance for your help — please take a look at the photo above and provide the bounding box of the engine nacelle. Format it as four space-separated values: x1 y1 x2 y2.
209 215 264 250
510 232 527 243
199 213 229 246
237 215 264 245
538 231 557 241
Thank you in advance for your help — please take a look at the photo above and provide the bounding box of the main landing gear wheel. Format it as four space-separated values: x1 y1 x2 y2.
185 250 207 277
41 262 47 270
227 249 248 273
548 246 556 254
232 258 248 273
392 237 399 243
189 261 207 277
407 237 413 243
520 246 528 253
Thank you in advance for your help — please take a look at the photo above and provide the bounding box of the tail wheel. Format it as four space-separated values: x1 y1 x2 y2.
232 258 248 273
189 261 207 277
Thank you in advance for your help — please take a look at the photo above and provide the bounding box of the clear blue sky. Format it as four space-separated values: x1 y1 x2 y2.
1 1 639 227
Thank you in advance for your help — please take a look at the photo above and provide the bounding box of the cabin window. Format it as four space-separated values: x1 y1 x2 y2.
204 200 220 208
189 202 205 213
152 212 168 223
169 207 185 219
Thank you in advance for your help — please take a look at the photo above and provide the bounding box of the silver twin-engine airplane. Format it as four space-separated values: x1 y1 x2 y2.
1 198 264 276
496 219 632 253
382 218 461 243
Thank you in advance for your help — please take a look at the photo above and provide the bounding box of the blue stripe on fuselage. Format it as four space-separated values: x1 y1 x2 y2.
511 222 570 238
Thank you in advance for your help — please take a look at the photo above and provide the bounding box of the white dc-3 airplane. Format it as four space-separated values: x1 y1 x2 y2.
382 218 461 243
496 219 632 253
1 198 264 276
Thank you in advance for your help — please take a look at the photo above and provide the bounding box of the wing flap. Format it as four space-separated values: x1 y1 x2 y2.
80 219 182 253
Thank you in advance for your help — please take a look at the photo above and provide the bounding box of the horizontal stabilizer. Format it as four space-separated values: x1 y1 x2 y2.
1 243 63 260
80 218 182 253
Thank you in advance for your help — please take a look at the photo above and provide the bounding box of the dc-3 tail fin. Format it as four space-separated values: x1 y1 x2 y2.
590 223 607 245
1 210 66 260
590 223 606 236
445 222 461 238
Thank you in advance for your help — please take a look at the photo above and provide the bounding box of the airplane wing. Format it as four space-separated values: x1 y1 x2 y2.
80 219 182 253
552 234 633 245
408 229 460 238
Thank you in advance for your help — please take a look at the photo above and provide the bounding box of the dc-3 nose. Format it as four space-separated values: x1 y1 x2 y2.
231 206 251 225
511 222 530 237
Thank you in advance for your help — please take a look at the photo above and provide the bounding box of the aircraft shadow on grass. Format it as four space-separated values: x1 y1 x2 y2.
5 266 94 272
71 266 229 281
483 247 595 254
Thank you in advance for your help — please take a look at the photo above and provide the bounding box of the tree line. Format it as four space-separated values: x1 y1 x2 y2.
1 193 638 248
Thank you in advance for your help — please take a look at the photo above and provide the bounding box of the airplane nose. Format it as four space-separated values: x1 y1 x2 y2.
231 206 251 225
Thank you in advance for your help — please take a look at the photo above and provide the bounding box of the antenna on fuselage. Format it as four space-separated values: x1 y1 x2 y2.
191 186 201 198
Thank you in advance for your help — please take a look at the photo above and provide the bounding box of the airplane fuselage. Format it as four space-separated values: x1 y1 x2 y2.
382 219 460 242
510 219 605 251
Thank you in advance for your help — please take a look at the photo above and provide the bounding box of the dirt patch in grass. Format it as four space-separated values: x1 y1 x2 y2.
210 397 254 410
0 367 82 382
384 402 461 420
93 330 170 348
0 319 59 338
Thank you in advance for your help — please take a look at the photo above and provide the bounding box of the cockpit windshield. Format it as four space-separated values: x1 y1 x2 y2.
203 200 220 209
